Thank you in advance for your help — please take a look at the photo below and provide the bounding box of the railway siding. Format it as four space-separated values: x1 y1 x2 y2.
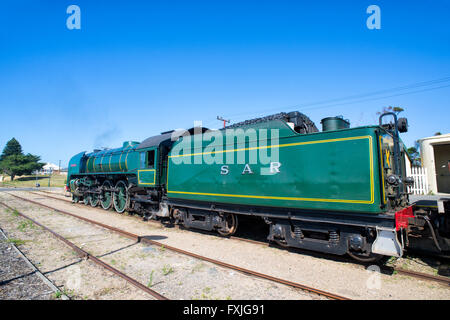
0 204 155 300
2 190 450 299
0 192 321 300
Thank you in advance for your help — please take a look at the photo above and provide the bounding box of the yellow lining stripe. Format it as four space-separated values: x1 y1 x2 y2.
415 205 438 208
168 135 375 205
169 135 370 158
119 152 123 171
138 169 156 185
125 150 130 171
86 157 91 173
379 136 386 204
109 154 112 172
167 190 373 204
100 155 105 172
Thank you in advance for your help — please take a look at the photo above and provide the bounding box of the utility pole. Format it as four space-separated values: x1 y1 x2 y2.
217 116 230 128
58 160 61 172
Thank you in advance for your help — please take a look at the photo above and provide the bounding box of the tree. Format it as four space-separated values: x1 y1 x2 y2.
0 138 22 161
407 140 421 166
0 138 44 180
376 106 404 116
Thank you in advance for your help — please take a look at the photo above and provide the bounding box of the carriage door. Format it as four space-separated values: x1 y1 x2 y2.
138 149 156 186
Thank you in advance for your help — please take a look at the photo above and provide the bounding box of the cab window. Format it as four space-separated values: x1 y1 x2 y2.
147 150 155 168
140 152 146 168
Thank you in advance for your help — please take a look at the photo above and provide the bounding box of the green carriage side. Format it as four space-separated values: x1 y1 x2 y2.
166 119 388 214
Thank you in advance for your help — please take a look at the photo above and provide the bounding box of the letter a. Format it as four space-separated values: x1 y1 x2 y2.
366 5 381 30
67 5 81 30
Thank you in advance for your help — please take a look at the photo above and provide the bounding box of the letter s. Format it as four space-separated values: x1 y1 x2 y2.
221 165 229 175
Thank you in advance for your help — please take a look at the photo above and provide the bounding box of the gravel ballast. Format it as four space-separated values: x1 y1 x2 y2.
2 190 450 300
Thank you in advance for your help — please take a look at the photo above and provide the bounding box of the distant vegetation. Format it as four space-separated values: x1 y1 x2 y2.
0 174 67 188
376 105 405 116
0 138 44 181
407 141 421 166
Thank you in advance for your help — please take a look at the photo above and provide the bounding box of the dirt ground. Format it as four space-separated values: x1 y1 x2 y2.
0 193 318 300
1 190 450 300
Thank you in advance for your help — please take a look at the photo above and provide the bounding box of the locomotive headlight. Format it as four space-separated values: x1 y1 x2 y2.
387 174 400 186
398 118 408 133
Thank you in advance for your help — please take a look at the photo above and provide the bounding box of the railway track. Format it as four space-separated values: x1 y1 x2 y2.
3 191 351 300
23 190 450 287
0 200 168 300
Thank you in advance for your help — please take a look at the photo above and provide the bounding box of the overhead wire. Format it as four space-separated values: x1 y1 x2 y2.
213 76 450 124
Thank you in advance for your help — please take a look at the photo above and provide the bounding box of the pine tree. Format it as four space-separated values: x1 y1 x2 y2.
0 138 23 161
0 138 44 180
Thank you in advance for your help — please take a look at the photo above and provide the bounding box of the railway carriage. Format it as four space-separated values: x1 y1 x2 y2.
67 111 450 261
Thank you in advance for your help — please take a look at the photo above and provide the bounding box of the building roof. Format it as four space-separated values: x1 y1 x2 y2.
418 133 450 143
42 163 59 170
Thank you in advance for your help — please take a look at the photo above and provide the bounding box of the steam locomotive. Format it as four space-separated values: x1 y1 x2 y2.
67 111 450 261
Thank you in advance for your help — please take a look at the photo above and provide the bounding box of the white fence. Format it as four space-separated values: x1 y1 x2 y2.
407 166 429 195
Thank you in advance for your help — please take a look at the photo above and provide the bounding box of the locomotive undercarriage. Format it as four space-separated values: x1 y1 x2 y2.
266 219 378 259
172 207 238 236
165 198 403 261
70 175 163 215
407 199 450 256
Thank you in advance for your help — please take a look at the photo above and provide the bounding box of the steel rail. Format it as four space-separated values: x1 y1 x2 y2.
7 191 350 300
28 190 450 287
0 200 168 300
393 267 450 286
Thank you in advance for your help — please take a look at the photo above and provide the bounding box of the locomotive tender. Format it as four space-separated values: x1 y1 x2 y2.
67 111 450 261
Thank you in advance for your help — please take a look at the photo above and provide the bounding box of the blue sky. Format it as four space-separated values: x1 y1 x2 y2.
0 0 449 167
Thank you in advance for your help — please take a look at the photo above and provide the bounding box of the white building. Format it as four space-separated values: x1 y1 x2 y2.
40 163 60 174
419 133 450 194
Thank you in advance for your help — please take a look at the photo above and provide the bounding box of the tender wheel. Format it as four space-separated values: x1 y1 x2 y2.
113 180 129 213
90 192 99 207
217 213 238 236
347 250 383 263
101 180 113 210
273 239 289 248
72 195 79 203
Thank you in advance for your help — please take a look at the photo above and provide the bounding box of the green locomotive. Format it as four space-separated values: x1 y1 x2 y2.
67 111 448 261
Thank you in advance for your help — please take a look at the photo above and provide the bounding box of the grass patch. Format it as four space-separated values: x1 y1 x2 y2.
147 270 155 287
0 174 67 188
191 262 206 274
17 220 34 231
6 238 27 246
162 264 174 276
